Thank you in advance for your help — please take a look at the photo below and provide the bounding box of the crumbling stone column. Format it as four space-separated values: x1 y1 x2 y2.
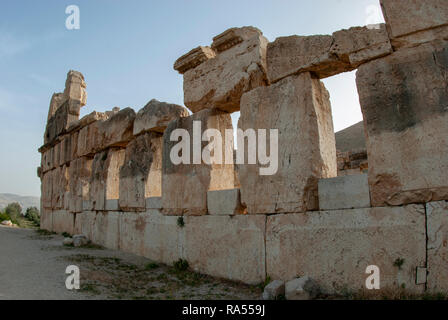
238 72 337 214
162 108 235 215
356 40 448 206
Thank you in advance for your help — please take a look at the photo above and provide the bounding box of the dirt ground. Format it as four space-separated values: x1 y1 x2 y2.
0 225 262 300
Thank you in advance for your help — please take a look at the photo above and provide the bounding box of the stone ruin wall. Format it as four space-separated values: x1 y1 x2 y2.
38 0 448 294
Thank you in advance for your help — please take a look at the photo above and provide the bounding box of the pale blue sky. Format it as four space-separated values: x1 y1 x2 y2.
0 0 384 197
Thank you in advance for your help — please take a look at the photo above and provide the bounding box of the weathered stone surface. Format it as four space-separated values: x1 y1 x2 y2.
64 70 87 106
239 72 336 214
146 197 162 209
330 24 392 67
140 211 186 265
90 148 125 211
91 211 120 250
41 170 53 209
98 108 135 150
207 189 244 215
133 99 189 135
262 280 285 300
51 165 69 210
68 111 108 133
267 34 344 82
380 0 448 41
388 24 448 49
119 132 162 211
44 101 80 144
162 109 235 215
183 27 268 113
416 267 427 286
185 215 266 284
174 46 216 74
63 237 73 246
356 41 448 206
68 157 93 213
47 93 66 121
40 208 53 231
318 174 370 210
285 277 320 300
211 26 262 53
426 201 448 292
105 199 120 211
52 210 75 235
119 212 145 255
75 211 97 240
266 205 426 294
77 119 104 157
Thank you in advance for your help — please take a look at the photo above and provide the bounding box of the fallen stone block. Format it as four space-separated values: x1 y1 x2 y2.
285 277 320 300
174 46 216 74
133 99 189 135
119 132 162 211
318 174 370 210
162 109 235 215
426 201 448 292
73 234 89 247
262 280 285 300
63 237 73 246
207 189 244 215
239 72 336 214
356 41 448 206
380 0 448 48
185 215 266 285
266 205 426 294
181 26 268 113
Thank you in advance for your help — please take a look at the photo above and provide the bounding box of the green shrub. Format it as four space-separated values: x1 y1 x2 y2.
0 211 11 222
5 202 22 224
173 259 189 272
25 207 40 226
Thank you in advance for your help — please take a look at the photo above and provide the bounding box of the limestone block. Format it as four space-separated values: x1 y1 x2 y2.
146 197 162 210
76 211 97 240
426 201 448 292
52 210 75 235
90 148 125 211
380 0 448 42
239 73 336 214
133 99 189 135
51 165 69 210
119 133 162 211
162 109 235 215
98 107 135 149
44 100 80 144
387 24 448 49
41 148 53 173
73 234 88 247
207 189 244 215
330 25 392 67
119 212 145 256
262 280 285 300
174 46 216 74
356 41 448 206
41 170 53 209
47 92 66 121
68 157 93 213
285 277 320 300
416 267 427 286
140 211 186 265
64 70 87 106
40 208 53 231
92 211 120 250
266 205 426 294
82 200 93 211
77 120 103 157
318 174 371 210
267 34 345 82
105 199 120 211
185 215 266 284
183 27 268 113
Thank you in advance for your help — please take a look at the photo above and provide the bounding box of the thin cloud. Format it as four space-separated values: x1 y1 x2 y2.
0 30 65 58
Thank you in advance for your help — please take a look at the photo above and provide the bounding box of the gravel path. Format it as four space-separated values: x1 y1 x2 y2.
0 225 261 300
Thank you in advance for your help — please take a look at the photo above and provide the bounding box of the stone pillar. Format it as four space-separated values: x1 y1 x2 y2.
162 108 235 215
238 72 336 214
356 40 448 206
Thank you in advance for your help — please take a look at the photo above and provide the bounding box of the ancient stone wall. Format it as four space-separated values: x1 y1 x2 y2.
39 0 448 294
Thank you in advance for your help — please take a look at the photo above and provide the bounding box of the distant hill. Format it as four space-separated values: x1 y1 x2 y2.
335 121 366 152
0 193 40 213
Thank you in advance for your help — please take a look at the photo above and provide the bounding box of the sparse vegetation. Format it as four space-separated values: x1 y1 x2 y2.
177 217 185 228
393 258 405 270
173 259 189 272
